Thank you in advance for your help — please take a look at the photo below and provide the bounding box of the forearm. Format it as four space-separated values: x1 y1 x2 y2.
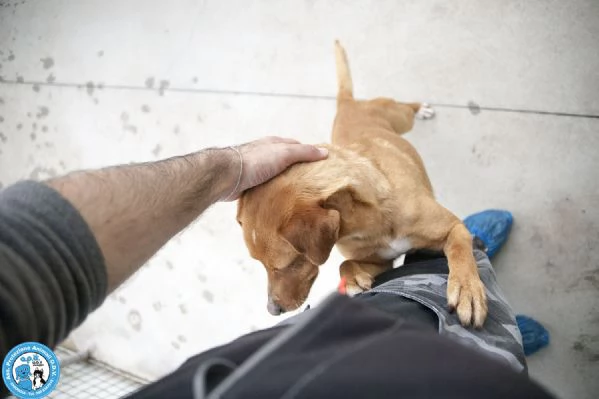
47 148 238 291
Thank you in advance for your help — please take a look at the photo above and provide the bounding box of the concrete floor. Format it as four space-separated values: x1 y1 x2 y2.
1 0 598 398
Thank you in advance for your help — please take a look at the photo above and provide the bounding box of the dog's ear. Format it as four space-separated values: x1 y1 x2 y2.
279 206 340 265
323 185 375 212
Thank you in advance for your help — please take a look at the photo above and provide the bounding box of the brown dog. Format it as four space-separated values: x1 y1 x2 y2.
237 41 487 327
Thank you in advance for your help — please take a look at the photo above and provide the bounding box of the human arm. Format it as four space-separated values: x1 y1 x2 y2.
0 136 326 374
47 136 327 291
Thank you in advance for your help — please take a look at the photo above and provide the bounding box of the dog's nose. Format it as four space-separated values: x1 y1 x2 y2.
267 297 284 316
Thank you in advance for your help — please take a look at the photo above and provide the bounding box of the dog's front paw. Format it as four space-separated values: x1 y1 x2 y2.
340 261 374 297
345 273 373 296
447 272 488 328
416 103 435 120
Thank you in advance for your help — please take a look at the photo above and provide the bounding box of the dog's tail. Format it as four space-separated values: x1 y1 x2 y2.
335 40 353 102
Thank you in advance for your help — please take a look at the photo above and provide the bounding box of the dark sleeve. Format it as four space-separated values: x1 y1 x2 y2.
0 181 107 360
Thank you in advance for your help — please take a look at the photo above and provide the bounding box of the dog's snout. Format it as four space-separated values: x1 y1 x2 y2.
267 297 285 316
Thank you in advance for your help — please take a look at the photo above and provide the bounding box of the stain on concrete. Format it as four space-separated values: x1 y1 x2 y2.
202 290 214 303
580 269 599 292
158 80 170 96
584 274 598 287
46 73 55 83
7 53 15 62
197 274 207 282
171 341 180 350
173 125 180 135
29 166 57 180
85 81 95 96
124 125 138 134
120 112 138 134
145 77 155 89
36 106 49 118
152 302 162 311
127 310 142 332
40 57 54 69
32 84 40 92
118 296 127 304
97 50 104 57
468 101 481 115
0 116 3 123
97 82 104 90
178 335 187 343
152 144 162 157
179 304 188 314
530 229 544 250
16 75 24 83
26 112 31 118
30 133 36 141
572 334 599 362
16 123 22 130
222 102 231 110
0 132 6 143
41 125 48 133
141 104 150 113
0 76 4 82
165 260 173 269
59 160 66 170
197 114 203 123
44 142 53 148
93 98 99 105
32 123 37 130
0 98 4 105
192 77 198 83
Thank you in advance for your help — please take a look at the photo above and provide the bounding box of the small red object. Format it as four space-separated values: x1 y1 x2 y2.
338 277 347 295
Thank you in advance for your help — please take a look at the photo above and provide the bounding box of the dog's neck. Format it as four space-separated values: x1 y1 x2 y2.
287 145 394 239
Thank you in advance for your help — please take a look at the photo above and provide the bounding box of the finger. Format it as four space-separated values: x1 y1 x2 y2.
259 136 300 145
272 137 301 145
281 144 328 165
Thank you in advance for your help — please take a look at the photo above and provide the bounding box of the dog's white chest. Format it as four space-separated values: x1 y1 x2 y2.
377 237 412 260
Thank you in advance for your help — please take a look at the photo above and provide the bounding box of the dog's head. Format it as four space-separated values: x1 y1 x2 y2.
237 181 340 315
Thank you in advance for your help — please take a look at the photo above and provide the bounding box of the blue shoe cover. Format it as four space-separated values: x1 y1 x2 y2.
516 315 550 356
464 210 513 258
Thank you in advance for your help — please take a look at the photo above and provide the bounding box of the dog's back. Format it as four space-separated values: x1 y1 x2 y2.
332 41 434 196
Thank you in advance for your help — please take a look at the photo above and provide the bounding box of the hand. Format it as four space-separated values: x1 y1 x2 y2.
222 136 328 201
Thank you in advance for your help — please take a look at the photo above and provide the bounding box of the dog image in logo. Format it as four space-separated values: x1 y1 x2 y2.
32 369 47 389
14 364 33 391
